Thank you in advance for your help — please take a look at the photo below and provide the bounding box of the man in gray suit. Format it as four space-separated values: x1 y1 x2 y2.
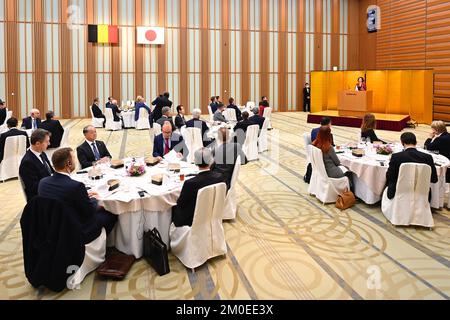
213 104 227 123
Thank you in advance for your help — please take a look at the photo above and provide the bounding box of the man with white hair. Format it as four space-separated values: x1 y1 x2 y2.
110 99 122 123
185 108 212 146
171 147 223 227
21 108 42 130
156 106 175 131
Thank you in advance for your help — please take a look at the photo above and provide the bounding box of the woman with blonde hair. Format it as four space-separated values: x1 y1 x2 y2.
361 113 385 144
425 120 450 182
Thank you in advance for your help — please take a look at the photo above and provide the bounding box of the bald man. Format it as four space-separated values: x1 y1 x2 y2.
152 122 187 161
21 108 42 130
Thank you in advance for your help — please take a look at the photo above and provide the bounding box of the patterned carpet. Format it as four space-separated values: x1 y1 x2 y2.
0 112 449 300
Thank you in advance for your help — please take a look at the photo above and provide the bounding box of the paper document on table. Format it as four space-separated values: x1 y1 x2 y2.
112 191 134 203
164 149 180 163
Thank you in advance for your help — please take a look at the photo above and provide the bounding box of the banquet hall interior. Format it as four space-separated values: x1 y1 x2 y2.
0 0 449 300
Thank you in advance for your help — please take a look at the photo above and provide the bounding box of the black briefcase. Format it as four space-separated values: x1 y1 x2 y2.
143 228 170 276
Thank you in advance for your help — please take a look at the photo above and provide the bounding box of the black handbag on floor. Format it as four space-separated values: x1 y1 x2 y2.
143 228 170 276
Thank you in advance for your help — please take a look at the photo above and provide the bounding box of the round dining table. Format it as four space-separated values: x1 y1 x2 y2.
73 159 199 258
336 144 449 208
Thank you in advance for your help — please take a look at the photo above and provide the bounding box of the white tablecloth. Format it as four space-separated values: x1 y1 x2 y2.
121 111 136 128
73 159 199 258
337 147 449 208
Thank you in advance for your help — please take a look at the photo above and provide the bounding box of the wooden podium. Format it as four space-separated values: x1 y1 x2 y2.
337 90 373 117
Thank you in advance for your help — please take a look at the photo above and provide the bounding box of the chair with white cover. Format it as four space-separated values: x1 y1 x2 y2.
45 126 70 162
262 107 273 130
223 108 237 122
104 108 122 131
0 110 13 134
307 145 349 204
89 106 105 128
136 107 150 130
303 132 312 164
381 163 434 228
207 105 214 122
258 119 270 153
67 228 106 290
182 127 204 163
170 183 227 269
0 135 27 181
242 125 259 161
152 122 162 136
223 155 241 220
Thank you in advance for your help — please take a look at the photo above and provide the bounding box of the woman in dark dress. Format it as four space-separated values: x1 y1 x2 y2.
361 113 385 144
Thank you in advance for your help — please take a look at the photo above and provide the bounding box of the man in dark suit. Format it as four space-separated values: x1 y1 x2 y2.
0 99 7 125
38 147 117 244
21 108 42 130
152 92 172 123
186 108 212 146
156 107 176 131
210 96 219 114
40 111 64 148
386 132 438 200
303 83 311 112
174 105 186 130
19 129 54 202
233 111 253 146
91 98 106 127
227 97 242 121
211 127 246 189
76 125 112 169
171 148 224 227
249 107 265 129
110 99 122 123
0 117 30 162
311 117 334 145
105 96 113 109
152 122 187 160
424 120 450 183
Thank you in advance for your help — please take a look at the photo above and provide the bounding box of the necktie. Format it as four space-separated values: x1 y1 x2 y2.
40 154 52 175
164 138 170 155
92 142 101 160
33 119 36 130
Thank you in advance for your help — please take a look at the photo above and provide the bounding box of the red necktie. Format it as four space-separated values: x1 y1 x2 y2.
164 138 170 155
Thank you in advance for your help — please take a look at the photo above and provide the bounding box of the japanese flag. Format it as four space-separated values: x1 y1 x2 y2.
137 27 165 45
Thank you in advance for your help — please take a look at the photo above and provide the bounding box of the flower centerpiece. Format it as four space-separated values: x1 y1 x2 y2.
376 144 393 155
127 161 146 177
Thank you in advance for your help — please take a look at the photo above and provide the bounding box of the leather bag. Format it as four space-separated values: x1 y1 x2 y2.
335 189 356 210
143 228 170 276
97 251 135 280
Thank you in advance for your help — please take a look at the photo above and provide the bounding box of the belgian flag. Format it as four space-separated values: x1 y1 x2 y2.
88 25 119 44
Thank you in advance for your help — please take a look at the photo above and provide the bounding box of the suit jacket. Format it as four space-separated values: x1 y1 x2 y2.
152 96 173 122
38 173 104 244
91 104 104 118
40 119 64 148
210 102 219 114
249 115 265 129
386 148 438 199
185 118 211 146
76 140 112 169
19 149 54 202
152 133 186 158
227 105 242 121
211 142 246 189
21 117 41 130
106 102 112 109
303 87 311 103
0 128 30 162
134 103 151 121
361 129 385 144
424 131 450 182
175 114 186 129
110 104 122 122
0 108 6 125
213 110 227 123
322 148 345 178
311 127 335 146
172 170 224 227
156 116 176 132
233 119 254 145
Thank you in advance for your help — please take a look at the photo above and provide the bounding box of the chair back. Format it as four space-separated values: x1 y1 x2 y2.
303 132 312 162
243 125 259 161
230 155 241 190
309 145 328 179
60 127 70 148
207 105 214 122
182 127 203 163
224 108 237 122
153 122 162 136
190 183 227 251
0 135 27 181
258 119 270 153
136 107 150 130
262 107 272 129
